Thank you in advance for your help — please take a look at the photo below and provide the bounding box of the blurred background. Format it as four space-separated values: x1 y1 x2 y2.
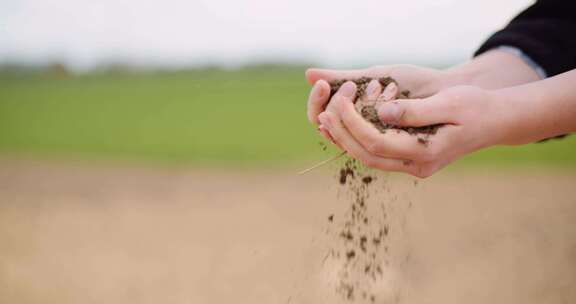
1 0 575 303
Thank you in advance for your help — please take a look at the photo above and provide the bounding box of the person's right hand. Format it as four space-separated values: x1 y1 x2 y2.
306 65 449 126
306 50 545 138
318 83 502 178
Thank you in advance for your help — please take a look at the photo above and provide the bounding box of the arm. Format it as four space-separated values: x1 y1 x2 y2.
442 49 542 89
494 69 576 145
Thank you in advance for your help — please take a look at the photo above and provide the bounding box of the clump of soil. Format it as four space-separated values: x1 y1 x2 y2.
329 77 441 145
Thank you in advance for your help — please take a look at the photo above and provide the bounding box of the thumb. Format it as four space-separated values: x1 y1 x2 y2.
305 67 376 85
377 95 455 127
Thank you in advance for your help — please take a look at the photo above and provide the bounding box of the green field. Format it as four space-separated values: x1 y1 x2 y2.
1 66 575 168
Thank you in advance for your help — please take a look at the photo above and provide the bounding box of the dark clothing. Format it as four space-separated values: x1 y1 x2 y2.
475 0 576 77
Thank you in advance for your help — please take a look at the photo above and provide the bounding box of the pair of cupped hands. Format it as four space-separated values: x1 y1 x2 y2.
306 65 513 178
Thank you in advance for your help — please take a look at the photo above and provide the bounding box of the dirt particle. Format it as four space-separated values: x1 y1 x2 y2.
346 250 356 260
339 167 355 185
362 176 373 185
340 230 354 241
360 235 368 252
417 137 429 145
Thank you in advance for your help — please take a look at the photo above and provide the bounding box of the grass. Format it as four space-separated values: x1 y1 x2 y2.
1 66 575 168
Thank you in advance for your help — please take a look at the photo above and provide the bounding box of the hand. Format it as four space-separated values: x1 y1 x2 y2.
319 83 505 178
306 65 448 125
306 65 449 146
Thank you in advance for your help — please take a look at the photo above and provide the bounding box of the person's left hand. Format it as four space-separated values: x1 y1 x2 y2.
319 81 508 178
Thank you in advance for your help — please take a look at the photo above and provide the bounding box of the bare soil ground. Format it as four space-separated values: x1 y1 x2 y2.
0 160 575 304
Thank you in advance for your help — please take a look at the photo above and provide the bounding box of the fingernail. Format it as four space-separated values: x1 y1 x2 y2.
381 82 398 101
366 80 380 99
378 102 401 123
338 81 356 98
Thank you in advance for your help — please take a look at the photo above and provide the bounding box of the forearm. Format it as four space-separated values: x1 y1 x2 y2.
493 69 576 145
442 49 542 90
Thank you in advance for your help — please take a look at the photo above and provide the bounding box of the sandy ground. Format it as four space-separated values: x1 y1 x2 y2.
0 160 575 304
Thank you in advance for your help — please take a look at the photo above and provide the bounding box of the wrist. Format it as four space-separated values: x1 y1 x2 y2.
489 87 548 146
440 50 542 90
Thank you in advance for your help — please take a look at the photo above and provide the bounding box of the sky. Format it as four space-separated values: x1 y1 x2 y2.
0 0 533 70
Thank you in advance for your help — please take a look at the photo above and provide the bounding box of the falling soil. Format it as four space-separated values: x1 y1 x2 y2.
329 77 441 145
323 157 411 303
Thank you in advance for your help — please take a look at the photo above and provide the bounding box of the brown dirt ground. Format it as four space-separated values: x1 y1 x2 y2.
0 159 575 304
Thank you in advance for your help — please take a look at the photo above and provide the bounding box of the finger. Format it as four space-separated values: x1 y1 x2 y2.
327 80 357 111
307 80 331 124
318 110 416 174
318 124 335 143
377 95 456 127
379 81 399 101
319 124 346 150
334 93 431 160
364 79 382 101
305 67 380 84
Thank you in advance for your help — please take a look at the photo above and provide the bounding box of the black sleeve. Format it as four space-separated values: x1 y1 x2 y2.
475 0 576 77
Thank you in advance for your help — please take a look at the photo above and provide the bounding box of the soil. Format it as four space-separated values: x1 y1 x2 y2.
329 77 441 145
326 158 405 303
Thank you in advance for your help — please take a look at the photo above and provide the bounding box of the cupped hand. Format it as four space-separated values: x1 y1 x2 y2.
306 65 448 125
320 83 505 178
